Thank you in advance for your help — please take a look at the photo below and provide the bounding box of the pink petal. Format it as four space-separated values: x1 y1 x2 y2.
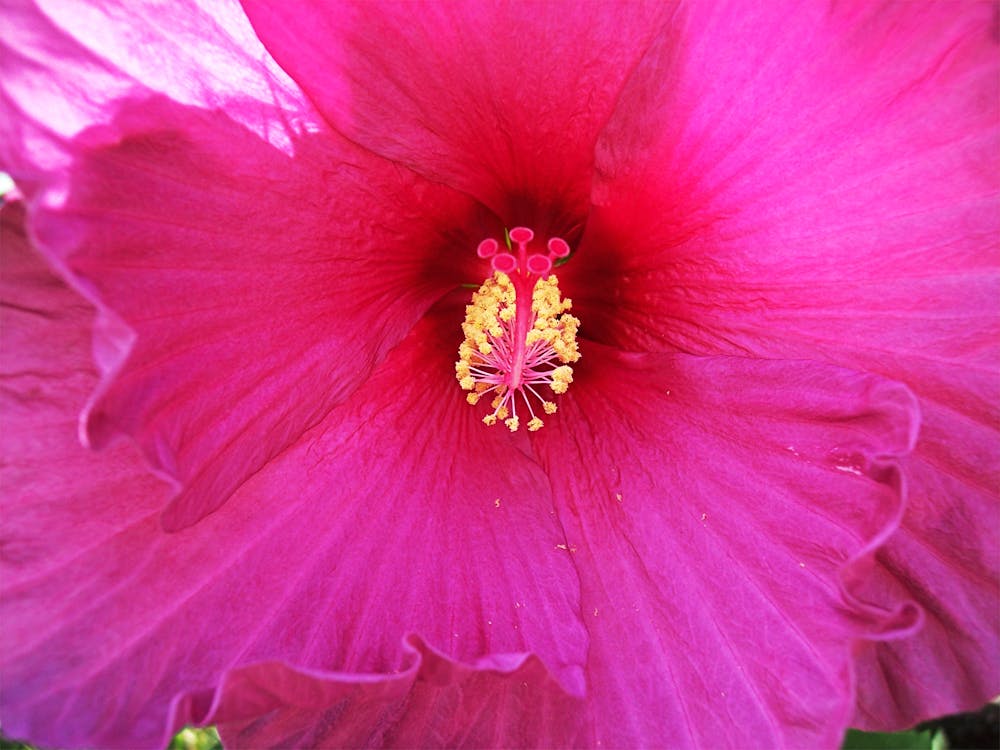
531 346 921 748
0 200 169 585
569 1 999 360
561 1 1000 725
4 3 484 528
239 0 672 227
0 227 586 750
851 401 1000 728
206 638 584 748
1 0 301 172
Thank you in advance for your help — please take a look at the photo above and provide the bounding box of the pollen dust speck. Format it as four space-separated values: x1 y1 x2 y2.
456 226 580 431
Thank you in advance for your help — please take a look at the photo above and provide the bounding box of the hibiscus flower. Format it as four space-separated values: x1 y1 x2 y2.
1 1 997 748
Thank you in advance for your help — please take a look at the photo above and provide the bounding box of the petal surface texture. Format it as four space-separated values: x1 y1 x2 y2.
532 346 920 748
2 0 481 529
239 0 673 226
0 219 588 750
0 216 924 748
564 0 1000 727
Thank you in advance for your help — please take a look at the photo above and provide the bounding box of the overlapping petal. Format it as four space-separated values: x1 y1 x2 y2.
852 411 1000 729
570 0 999 362
205 639 585 748
531 346 921 748
560 0 1000 724
0 219 587 749
2 1 486 528
1 0 301 173
0 201 169 587
239 0 674 229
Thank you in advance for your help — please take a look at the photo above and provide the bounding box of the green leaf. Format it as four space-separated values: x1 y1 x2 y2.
841 728 940 750
168 727 222 750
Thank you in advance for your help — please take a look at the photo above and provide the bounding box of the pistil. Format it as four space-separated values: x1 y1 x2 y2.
456 227 580 431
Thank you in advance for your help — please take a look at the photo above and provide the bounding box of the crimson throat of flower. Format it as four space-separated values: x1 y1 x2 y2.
456 226 580 432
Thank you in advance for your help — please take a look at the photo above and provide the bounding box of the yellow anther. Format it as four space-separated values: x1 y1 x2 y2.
550 365 574 394
457 266 579 432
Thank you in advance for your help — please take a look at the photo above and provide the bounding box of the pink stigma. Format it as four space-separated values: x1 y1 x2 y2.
478 226 571 280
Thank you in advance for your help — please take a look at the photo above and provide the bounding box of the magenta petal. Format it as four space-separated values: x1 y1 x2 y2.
14 98 478 529
571 1 999 359
532 348 920 748
0 200 170 584
563 2 1000 725
1 202 168 745
1 0 299 187
1 238 586 749
3 0 482 529
201 637 584 748
851 402 1000 728
239 0 671 224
